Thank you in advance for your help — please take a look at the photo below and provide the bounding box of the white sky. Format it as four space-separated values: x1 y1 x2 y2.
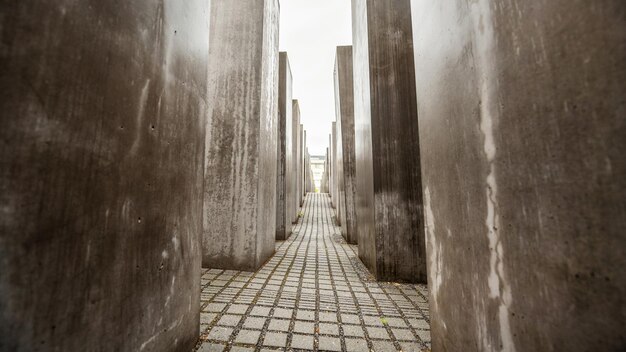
279 0 353 157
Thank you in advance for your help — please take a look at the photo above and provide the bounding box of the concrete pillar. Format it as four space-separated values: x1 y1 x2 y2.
351 0 426 283
331 123 338 211
334 116 346 230
0 1 209 350
292 100 301 222
411 0 626 350
321 147 330 193
334 46 358 244
276 52 293 240
300 126 304 201
299 124 305 205
203 0 279 270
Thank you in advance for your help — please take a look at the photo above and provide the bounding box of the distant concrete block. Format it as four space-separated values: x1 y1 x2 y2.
204 0 279 271
352 0 426 283
276 52 294 240
334 46 358 244
0 0 209 349
411 0 626 350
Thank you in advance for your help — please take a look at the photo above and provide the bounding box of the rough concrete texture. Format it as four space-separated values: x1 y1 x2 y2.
334 46 358 245
299 124 305 206
330 123 339 214
300 129 309 201
276 52 293 240
0 1 208 350
292 100 301 223
203 0 279 271
334 116 347 233
411 0 626 350
321 148 330 193
351 0 427 283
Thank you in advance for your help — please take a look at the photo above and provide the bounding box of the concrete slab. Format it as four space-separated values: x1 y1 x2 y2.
276 52 293 240
0 0 209 350
411 0 626 350
351 0 426 283
334 46 358 244
292 100 301 223
203 0 279 271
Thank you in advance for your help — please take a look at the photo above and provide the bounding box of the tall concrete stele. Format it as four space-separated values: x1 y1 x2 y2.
203 0 279 271
351 0 426 283
411 0 626 350
292 99 302 223
0 0 209 350
276 52 294 240
334 46 358 245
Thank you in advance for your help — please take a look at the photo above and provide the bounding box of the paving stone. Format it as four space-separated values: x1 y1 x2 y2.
205 303 227 313
400 342 424 352
216 314 242 327
234 329 261 345
198 342 225 352
363 315 386 327
342 324 365 338
250 306 271 316
391 328 415 341
293 320 315 334
268 319 290 332
201 313 217 324
345 338 369 352
263 332 287 348
227 304 249 314
319 311 338 322
296 309 315 321
318 336 342 351
371 340 398 351
273 307 293 319
367 326 390 340
341 314 360 325
319 322 340 336
230 347 254 352
242 317 266 330
206 326 233 342
290 334 314 350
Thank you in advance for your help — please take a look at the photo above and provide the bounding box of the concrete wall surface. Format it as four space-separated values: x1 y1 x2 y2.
351 0 427 283
204 0 279 271
276 52 293 240
0 1 209 350
411 0 626 350
334 46 358 244
299 124 305 206
292 100 301 223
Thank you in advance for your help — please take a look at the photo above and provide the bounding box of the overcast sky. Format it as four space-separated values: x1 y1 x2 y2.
279 0 353 157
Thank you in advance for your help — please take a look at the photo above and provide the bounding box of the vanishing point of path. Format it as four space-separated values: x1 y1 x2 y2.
197 193 431 352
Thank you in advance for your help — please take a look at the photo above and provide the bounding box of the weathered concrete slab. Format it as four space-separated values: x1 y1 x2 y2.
0 0 209 350
276 52 293 240
352 0 426 283
321 147 330 193
292 100 301 222
330 122 338 212
334 46 358 244
334 116 346 231
203 0 279 271
299 124 305 206
411 0 626 350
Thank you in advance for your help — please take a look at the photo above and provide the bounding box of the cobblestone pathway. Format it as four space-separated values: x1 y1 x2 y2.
197 193 431 351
